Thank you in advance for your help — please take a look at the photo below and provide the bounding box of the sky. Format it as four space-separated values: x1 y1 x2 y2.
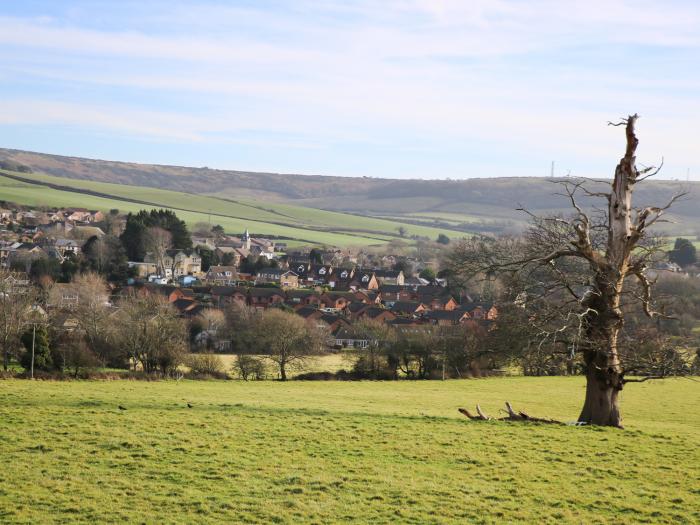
0 0 698 180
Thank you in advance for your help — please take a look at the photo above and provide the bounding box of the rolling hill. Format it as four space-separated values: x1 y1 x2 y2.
0 147 697 240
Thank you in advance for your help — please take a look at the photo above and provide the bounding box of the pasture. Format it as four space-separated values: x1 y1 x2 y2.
0 170 461 247
0 377 698 524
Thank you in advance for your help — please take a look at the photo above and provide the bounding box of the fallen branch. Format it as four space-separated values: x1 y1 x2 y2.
458 402 564 425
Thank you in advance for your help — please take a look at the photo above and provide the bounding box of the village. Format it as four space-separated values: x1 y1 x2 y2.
0 204 498 354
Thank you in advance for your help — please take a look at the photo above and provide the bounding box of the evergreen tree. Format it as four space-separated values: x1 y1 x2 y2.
120 209 192 261
20 325 52 371
669 238 697 267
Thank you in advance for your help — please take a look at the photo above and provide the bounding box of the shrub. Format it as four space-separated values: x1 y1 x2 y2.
233 354 267 381
186 353 227 379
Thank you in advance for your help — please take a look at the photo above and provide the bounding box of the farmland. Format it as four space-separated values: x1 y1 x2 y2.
0 170 462 247
0 377 698 524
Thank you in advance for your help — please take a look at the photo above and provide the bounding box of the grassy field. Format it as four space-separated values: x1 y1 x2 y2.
0 170 462 247
0 377 698 524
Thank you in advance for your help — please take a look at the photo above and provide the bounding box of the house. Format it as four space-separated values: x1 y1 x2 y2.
379 285 416 305
47 282 110 309
211 286 248 307
316 313 349 333
248 288 286 309
256 268 299 289
5 243 47 270
144 249 202 278
373 269 405 286
215 246 248 267
306 265 333 285
355 306 396 323
204 265 238 285
319 292 356 312
128 261 159 278
295 306 324 321
71 226 105 239
334 327 369 349
459 302 498 320
286 290 323 306
328 266 355 290
404 276 430 287
172 298 204 317
424 310 470 326
344 301 370 320
416 286 459 311
390 301 426 317
350 270 379 291
53 238 81 256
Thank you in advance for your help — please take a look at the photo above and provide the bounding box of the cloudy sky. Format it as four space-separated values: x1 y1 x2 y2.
0 0 698 179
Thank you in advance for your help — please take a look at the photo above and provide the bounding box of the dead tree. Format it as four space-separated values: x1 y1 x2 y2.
458 402 563 424
449 115 688 428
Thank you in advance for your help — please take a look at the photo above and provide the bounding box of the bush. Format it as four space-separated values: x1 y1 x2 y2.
233 354 267 381
186 353 227 379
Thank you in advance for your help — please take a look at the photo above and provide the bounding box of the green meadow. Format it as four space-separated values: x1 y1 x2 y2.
0 170 462 247
0 377 698 524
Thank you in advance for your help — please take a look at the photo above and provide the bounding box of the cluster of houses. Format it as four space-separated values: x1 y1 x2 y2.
121 274 497 351
0 206 108 269
0 205 498 352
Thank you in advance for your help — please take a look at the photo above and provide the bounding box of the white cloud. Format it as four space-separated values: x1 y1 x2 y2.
0 1 698 178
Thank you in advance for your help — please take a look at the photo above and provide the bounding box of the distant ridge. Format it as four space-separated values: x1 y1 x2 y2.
0 147 696 234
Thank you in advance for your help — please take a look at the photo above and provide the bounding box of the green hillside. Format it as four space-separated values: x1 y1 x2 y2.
2 148 696 236
0 170 462 247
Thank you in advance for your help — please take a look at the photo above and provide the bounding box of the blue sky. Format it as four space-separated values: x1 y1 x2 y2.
0 0 698 180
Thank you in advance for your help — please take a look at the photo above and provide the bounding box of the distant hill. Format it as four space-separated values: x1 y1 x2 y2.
0 147 697 235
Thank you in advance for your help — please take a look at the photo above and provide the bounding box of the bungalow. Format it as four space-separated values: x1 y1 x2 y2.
334 327 369 349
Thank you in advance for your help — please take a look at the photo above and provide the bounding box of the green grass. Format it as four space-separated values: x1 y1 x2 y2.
0 377 698 523
0 170 463 246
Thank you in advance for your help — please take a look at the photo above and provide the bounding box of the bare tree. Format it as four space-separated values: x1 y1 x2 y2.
113 292 187 375
249 309 327 380
0 270 36 370
144 227 172 276
449 115 686 427
49 272 112 364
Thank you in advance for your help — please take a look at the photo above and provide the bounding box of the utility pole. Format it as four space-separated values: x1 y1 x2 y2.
30 322 36 380
550 161 555 178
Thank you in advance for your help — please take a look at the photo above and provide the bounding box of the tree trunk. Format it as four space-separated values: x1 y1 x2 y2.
279 363 287 381
578 351 623 427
